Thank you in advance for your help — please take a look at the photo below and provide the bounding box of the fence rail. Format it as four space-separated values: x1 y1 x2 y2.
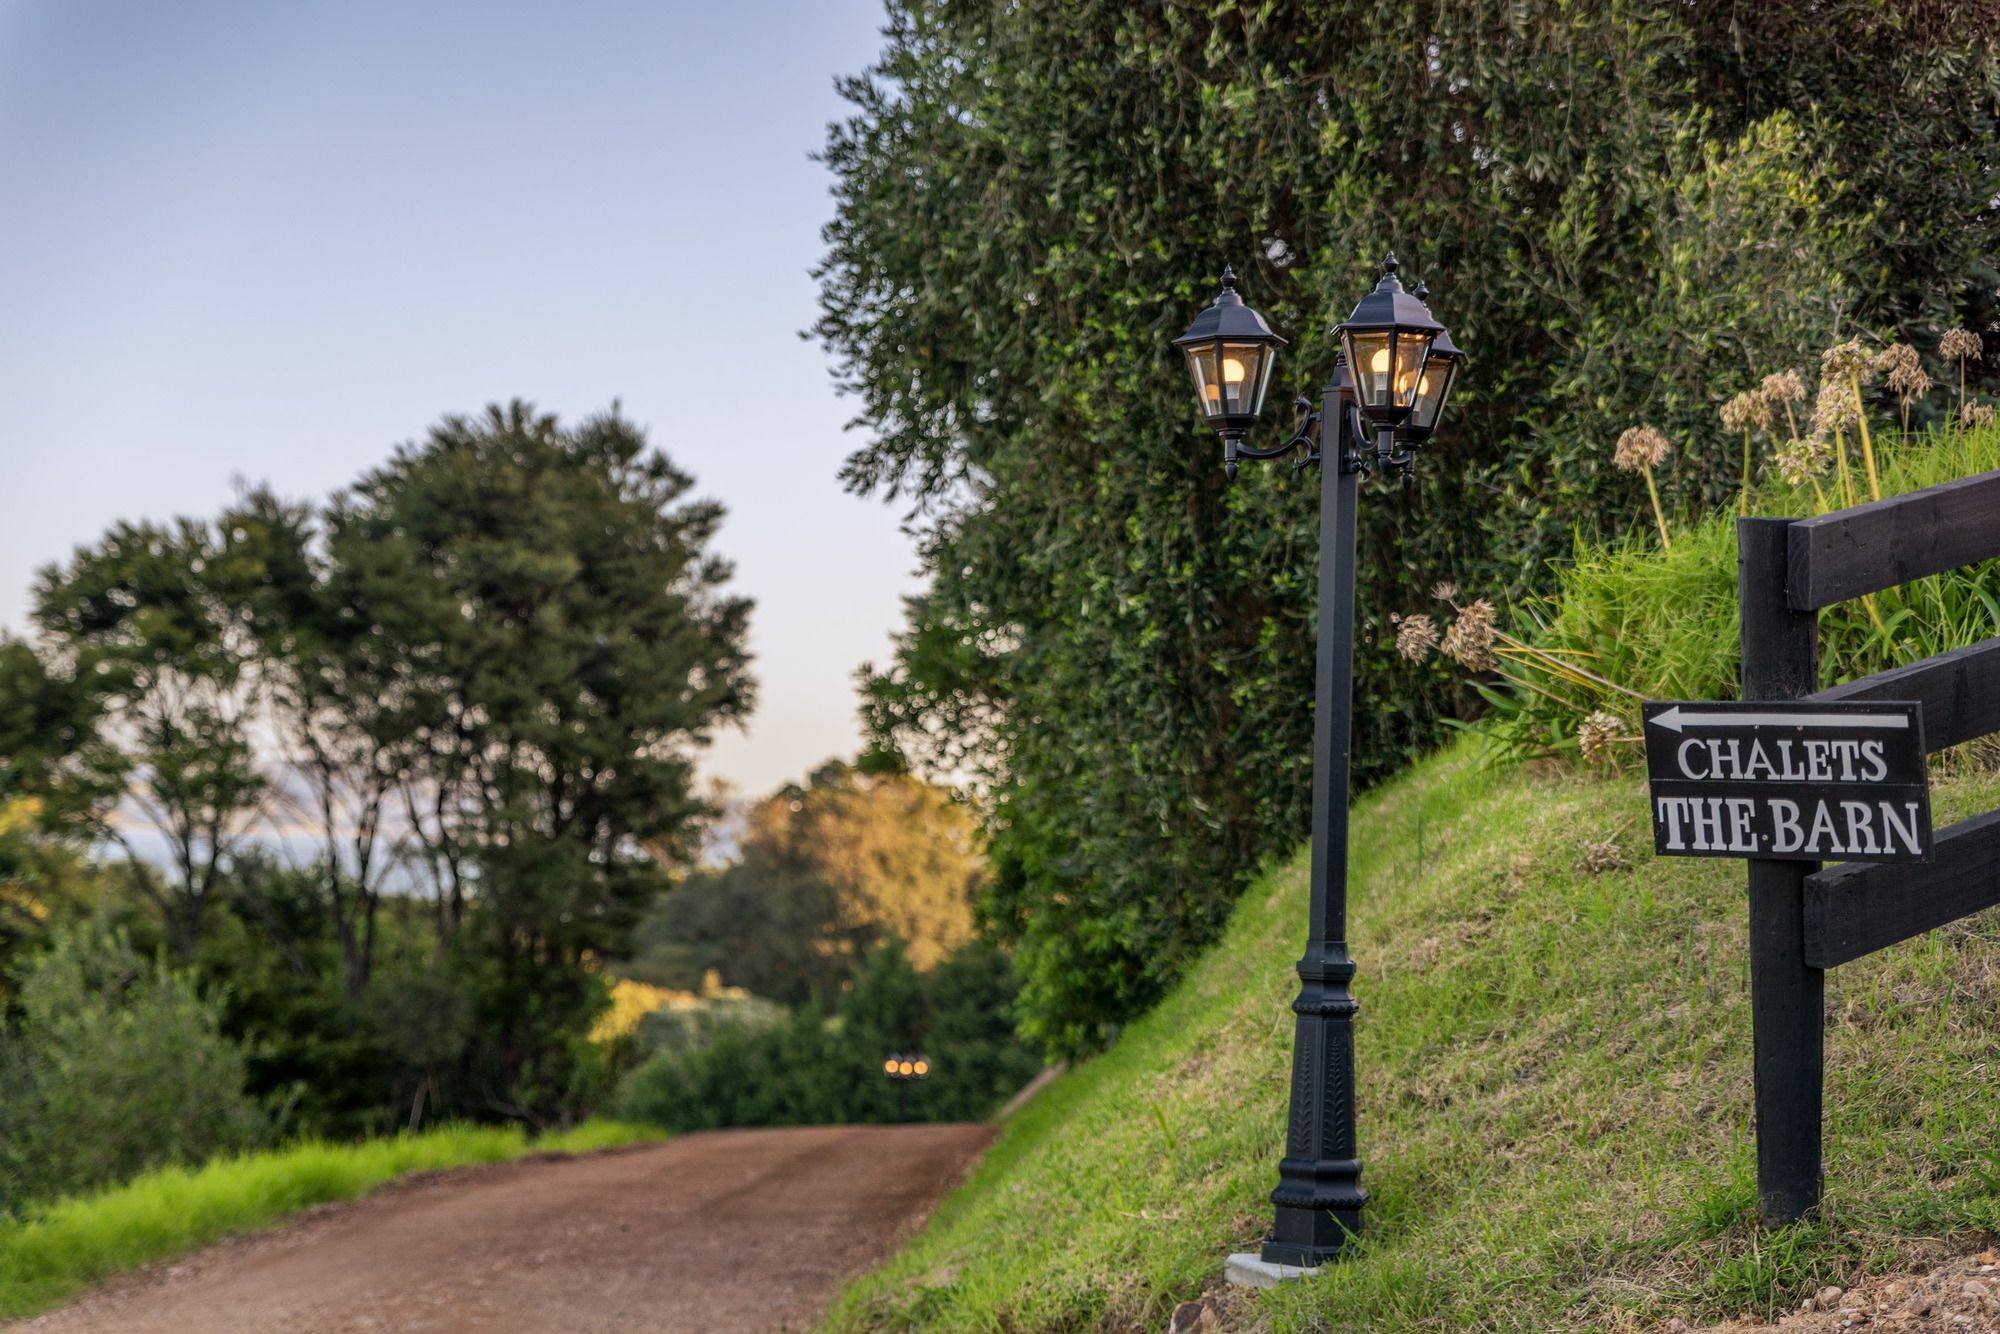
1785 467 2000 608
1737 466 2000 1223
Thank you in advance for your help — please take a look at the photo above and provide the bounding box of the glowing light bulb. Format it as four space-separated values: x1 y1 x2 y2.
884 1059 898 1073
1222 356 1247 384
1369 347 1391 374
913 1060 929 1076
899 1061 914 1076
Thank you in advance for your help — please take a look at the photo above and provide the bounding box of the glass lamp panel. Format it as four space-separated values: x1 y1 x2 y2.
1218 340 1272 418
1184 341 1224 421
1410 353 1458 432
1345 330 1394 409
1389 330 1434 410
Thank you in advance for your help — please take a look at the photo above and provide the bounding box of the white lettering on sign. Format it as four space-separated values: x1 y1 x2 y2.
1656 796 1926 857
1671 737 1889 783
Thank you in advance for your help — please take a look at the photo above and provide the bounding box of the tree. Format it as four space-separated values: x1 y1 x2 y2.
630 761 981 1004
815 1 1996 1052
32 520 269 956
327 402 754 1119
221 488 406 995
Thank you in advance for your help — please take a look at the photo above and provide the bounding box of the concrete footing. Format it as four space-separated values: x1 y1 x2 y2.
1224 1252 1320 1288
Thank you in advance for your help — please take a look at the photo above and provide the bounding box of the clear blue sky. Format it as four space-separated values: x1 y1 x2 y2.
0 0 912 798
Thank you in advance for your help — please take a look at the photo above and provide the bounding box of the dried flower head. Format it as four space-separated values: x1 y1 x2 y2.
1887 361 1933 401
1719 390 1773 433
1871 343 1931 400
1393 613 1440 663
1577 710 1622 766
1874 342 1919 377
1429 581 1459 603
1942 328 1984 364
1821 339 1875 383
1761 369 1807 405
1776 434 1832 486
1613 424 1672 473
1440 598 1498 672
1964 399 1997 429
1811 379 1860 436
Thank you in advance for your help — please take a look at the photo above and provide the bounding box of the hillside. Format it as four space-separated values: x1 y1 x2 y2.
824 743 2000 1331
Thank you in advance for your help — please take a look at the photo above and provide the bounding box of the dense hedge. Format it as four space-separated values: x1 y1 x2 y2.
817 1 2000 1054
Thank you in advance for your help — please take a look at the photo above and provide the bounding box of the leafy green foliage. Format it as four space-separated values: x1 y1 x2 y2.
1447 424 2000 764
0 926 262 1216
617 939 1040 1131
31 518 270 955
816 1 1998 1054
6 401 754 1135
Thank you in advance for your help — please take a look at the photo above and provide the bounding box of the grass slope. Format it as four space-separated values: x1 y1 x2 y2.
826 747 2000 1331
0 1119 663 1320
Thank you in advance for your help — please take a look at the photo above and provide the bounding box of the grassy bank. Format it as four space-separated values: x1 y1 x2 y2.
0 1119 663 1320
826 746 2000 1330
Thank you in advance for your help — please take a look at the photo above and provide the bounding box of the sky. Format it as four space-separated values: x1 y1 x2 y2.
0 0 914 800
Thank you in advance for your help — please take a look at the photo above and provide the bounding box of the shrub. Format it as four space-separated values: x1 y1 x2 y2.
0 925 263 1215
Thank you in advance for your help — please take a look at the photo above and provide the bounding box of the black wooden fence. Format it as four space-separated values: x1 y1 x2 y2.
1737 466 2000 1223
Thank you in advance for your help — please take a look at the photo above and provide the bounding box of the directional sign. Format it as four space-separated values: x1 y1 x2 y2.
1643 700 1932 863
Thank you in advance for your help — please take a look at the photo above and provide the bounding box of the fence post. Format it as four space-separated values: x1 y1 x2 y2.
1737 517 1823 1223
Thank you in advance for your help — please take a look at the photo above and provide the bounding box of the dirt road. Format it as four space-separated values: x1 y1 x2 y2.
15 1123 992 1334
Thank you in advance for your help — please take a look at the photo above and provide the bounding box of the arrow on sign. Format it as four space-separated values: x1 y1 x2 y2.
1648 705 1913 735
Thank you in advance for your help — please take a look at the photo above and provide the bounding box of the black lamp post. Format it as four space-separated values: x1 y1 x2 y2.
1173 253 1464 1273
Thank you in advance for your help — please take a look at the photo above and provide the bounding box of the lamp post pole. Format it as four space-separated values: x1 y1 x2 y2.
1263 375 1369 1266
1172 255 1464 1276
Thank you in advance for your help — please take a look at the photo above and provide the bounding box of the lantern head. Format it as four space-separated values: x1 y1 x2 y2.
1335 253 1444 426
1174 266 1286 439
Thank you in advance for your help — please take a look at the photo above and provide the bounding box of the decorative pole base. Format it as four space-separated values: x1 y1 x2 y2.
1259 946 1365 1267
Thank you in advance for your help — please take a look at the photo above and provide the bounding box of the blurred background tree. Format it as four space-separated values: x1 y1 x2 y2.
628 761 980 1004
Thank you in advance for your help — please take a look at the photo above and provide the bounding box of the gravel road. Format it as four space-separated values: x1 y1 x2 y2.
11 1123 993 1334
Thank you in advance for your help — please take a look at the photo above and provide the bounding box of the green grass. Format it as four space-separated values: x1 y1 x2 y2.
0 1118 664 1319
1468 424 2000 763
825 746 2000 1331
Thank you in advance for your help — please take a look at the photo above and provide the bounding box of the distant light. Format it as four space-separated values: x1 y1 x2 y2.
898 1061 914 1076
884 1058 898 1074
913 1060 930 1076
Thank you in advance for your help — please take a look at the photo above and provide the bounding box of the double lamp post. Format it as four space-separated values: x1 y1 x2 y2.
1171 254 1465 1270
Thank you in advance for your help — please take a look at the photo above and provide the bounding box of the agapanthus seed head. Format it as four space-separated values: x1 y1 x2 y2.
1811 379 1860 436
1964 399 1997 429
1613 424 1672 473
1874 342 1919 377
1761 369 1807 405
1429 581 1459 603
1440 598 1498 672
1941 328 1984 363
1776 434 1833 486
1394 613 1440 663
1577 710 1622 765
1719 390 1773 433
1821 339 1875 383
1887 362 1934 400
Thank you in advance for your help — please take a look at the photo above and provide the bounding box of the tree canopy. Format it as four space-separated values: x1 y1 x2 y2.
816 0 2000 1052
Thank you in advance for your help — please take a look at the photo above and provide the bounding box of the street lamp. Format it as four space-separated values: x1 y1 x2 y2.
1172 253 1465 1276
883 1052 931 1123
